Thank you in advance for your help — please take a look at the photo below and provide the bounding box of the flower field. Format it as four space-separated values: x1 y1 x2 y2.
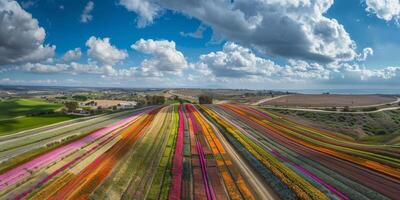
0 104 399 200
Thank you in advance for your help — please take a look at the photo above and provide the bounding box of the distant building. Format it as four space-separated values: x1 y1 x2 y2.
69 108 90 116
117 101 137 109
80 100 137 110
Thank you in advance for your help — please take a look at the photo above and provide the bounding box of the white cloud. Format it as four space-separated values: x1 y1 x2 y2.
180 25 206 39
119 0 160 27
0 77 85 86
30 79 58 84
194 42 400 84
0 0 55 66
333 63 400 81
0 77 18 84
62 48 82 61
121 0 358 63
8 34 400 88
15 61 114 75
86 36 128 66
196 42 278 78
17 62 69 73
365 0 400 21
132 38 188 76
281 59 330 80
357 47 374 61
20 0 35 9
14 38 188 78
81 1 94 23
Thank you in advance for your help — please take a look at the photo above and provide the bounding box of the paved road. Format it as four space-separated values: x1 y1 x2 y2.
168 90 197 102
0 114 106 142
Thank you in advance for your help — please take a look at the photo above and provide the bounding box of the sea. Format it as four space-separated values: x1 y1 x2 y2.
286 89 400 95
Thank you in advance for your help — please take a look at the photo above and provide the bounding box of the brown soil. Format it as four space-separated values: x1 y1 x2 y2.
265 94 396 107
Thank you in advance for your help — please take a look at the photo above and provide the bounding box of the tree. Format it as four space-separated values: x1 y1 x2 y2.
65 101 78 112
199 95 213 104
146 95 165 105
72 95 88 101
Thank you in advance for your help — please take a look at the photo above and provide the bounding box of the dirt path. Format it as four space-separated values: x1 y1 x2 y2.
251 95 289 106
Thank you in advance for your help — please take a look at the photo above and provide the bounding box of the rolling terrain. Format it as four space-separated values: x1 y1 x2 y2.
263 94 397 107
0 104 399 200
0 99 78 135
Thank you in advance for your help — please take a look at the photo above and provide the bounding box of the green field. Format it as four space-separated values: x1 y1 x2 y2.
0 114 80 135
0 99 79 135
0 99 63 120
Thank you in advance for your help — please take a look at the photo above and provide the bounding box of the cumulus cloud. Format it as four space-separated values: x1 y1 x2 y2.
20 0 35 9
1 77 57 85
0 0 55 66
81 1 94 23
357 47 374 61
194 42 400 84
314 62 400 88
132 39 188 76
14 38 188 79
86 36 128 66
281 59 330 80
365 0 400 21
196 42 278 78
180 25 206 39
17 62 69 73
0 77 20 85
121 0 357 63
15 36 126 76
16 61 111 75
62 48 82 61
194 42 332 81
119 0 160 27
9 35 400 87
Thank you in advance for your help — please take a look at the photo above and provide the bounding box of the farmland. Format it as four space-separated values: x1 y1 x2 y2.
0 114 80 136
0 99 63 120
263 94 397 107
0 103 399 199
272 108 400 142
0 99 77 135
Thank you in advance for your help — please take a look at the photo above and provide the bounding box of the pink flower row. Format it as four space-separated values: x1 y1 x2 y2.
168 105 185 200
0 109 150 191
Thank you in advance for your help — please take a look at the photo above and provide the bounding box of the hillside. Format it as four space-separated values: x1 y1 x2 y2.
270 108 400 144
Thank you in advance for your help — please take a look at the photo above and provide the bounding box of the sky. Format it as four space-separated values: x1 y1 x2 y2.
1 0 400 90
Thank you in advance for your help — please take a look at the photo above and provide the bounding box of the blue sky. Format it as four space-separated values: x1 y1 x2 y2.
1 0 400 89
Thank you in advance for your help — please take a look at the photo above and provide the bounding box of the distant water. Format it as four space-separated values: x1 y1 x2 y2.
286 89 400 95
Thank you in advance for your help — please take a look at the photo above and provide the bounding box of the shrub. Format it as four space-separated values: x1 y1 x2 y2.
362 107 377 112
72 95 88 101
198 95 213 104
146 95 165 105
64 101 79 112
